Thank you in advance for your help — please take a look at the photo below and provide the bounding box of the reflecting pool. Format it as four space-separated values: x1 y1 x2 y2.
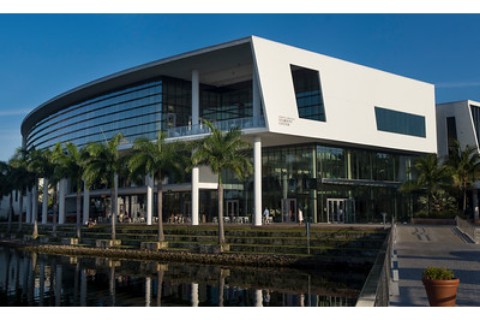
0 246 365 306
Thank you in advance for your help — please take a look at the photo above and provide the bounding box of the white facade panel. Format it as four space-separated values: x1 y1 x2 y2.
252 36 437 154
436 100 480 158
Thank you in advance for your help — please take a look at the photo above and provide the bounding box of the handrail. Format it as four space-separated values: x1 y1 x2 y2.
355 221 394 307
165 116 265 139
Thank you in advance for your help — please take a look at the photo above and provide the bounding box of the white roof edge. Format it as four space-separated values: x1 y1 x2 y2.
22 36 255 135
251 35 434 87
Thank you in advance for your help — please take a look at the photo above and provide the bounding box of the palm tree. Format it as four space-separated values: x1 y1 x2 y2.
49 144 66 237
401 153 451 216
445 141 480 214
0 161 14 233
9 147 33 231
28 148 55 225
128 131 188 243
192 120 252 245
54 142 85 239
82 133 124 241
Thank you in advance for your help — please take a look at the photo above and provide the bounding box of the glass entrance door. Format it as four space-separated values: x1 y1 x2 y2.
282 198 297 223
226 200 239 220
326 198 355 223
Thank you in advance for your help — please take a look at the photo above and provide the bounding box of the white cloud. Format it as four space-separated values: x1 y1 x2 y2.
0 109 31 117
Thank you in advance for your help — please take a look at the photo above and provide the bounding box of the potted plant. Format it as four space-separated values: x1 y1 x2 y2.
422 266 460 306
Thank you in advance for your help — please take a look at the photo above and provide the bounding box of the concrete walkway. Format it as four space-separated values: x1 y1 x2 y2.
389 224 480 306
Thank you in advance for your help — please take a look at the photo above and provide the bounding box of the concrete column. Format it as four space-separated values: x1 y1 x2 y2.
146 175 153 225
42 178 48 225
192 70 199 128
252 67 261 126
83 182 90 224
26 189 31 224
254 137 262 226
28 184 38 223
191 283 199 307
191 70 200 226
192 167 199 225
255 289 263 307
145 277 151 307
58 179 66 225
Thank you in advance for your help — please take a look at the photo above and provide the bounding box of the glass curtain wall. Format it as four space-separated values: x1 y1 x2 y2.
26 77 257 152
200 81 253 122
26 79 164 150
259 144 418 224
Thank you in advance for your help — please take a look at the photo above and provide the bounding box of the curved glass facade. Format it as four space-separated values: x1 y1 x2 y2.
25 76 261 151
26 79 164 150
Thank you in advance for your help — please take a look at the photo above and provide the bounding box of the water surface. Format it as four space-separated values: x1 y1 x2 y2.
0 246 364 306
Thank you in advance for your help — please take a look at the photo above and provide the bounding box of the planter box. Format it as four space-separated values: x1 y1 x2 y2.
196 243 230 254
140 241 169 250
61 238 79 245
96 239 121 249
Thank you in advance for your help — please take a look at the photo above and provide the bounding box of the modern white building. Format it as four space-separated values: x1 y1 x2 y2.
436 99 480 218
4 36 438 224
436 100 480 158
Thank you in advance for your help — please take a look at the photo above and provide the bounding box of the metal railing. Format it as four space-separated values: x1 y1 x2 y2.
165 116 265 139
355 220 394 307
455 216 479 243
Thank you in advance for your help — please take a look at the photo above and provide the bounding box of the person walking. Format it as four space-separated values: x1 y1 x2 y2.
263 207 270 224
298 207 304 225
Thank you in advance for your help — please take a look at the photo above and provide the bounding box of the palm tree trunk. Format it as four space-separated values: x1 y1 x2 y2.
76 186 81 239
8 192 13 234
156 269 164 306
217 176 225 244
111 173 118 241
157 174 165 242
53 186 58 238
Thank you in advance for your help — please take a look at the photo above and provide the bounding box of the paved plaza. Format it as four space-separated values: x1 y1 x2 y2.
389 224 480 306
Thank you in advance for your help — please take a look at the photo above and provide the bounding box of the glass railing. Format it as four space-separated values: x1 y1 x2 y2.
165 116 266 139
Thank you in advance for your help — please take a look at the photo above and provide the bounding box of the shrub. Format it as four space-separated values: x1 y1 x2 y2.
422 266 455 280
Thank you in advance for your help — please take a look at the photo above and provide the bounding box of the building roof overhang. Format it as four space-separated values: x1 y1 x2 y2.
21 36 255 137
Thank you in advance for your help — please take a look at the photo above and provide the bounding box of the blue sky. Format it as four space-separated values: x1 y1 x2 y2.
1 14 480 161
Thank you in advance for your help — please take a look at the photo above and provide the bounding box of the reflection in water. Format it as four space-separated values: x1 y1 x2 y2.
0 246 364 307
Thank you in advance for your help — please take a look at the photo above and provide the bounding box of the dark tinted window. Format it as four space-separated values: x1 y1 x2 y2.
375 107 426 137
291 65 326 121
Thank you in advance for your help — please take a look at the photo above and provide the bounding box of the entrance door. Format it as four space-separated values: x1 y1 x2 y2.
282 198 297 223
226 200 239 220
326 198 355 223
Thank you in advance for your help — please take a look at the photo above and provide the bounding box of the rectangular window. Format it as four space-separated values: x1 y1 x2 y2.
291 65 326 121
375 107 426 138
446 116 457 154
